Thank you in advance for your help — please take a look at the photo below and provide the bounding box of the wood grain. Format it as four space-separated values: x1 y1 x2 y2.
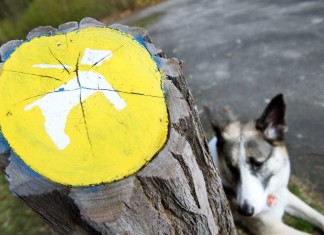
0 18 236 235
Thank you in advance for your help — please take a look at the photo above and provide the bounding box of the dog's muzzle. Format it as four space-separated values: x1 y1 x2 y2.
238 200 254 217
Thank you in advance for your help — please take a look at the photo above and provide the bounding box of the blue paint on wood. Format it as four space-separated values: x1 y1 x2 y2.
1 41 24 61
152 56 163 70
0 130 9 154
10 153 42 179
133 36 165 73
162 82 170 95
133 35 146 48
88 186 99 193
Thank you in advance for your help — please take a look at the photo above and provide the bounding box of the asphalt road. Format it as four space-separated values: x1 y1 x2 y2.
128 0 324 200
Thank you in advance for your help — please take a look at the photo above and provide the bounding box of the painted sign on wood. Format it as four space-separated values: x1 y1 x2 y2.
0 27 168 186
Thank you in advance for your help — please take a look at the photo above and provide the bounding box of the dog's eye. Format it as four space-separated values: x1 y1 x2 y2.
248 157 263 171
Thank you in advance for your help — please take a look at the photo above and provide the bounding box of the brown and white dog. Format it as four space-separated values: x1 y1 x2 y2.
207 94 324 235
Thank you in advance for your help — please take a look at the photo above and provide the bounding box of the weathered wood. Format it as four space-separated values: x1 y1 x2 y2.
58 21 78 34
0 18 236 234
80 17 105 28
26 26 57 40
0 39 23 61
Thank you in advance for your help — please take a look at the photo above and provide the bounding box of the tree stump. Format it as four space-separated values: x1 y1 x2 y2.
0 18 236 235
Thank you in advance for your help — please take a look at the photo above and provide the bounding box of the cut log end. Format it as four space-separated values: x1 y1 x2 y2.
0 17 236 235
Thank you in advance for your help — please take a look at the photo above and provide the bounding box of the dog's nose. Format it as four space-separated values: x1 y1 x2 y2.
238 201 254 216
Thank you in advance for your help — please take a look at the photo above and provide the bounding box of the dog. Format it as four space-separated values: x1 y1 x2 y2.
207 94 324 235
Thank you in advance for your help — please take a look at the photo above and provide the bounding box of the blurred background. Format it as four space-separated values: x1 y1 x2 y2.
0 0 324 234
0 0 163 44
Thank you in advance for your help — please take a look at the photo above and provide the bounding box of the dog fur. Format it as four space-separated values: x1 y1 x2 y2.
207 94 324 235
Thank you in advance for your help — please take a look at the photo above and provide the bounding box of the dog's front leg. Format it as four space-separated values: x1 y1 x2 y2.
285 190 324 231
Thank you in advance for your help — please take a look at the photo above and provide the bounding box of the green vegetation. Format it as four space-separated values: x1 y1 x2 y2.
283 176 324 234
130 12 164 28
0 0 162 44
2 172 323 235
0 174 55 235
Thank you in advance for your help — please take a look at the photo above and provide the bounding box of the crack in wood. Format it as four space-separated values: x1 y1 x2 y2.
11 91 60 107
177 111 236 234
2 69 62 81
90 44 124 69
75 53 94 157
11 88 164 111
49 48 70 74
137 175 213 234
171 151 201 210
82 87 165 99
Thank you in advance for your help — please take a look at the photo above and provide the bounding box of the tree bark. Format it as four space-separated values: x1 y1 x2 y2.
0 17 236 235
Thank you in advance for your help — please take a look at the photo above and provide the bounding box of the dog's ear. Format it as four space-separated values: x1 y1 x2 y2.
256 94 287 141
204 105 224 142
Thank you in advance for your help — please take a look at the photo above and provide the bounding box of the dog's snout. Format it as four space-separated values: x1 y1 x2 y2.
238 201 254 216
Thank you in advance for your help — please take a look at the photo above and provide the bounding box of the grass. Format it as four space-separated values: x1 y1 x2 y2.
0 0 163 44
283 175 324 234
130 12 165 28
0 173 55 235
2 173 323 235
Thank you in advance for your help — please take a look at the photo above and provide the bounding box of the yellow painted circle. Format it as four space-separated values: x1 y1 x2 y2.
0 27 168 186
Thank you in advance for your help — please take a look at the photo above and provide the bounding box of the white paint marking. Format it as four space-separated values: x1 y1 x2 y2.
25 71 126 150
81 48 112 66
25 49 126 150
33 64 73 69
